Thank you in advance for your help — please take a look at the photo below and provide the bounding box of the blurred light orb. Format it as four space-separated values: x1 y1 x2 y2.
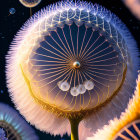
19 0 41 8
9 8 16 15
123 0 140 20
6 0 139 139
0 90 4 94
0 103 38 140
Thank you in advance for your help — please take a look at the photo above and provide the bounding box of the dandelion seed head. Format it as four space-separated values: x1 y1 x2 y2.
0 103 38 140
19 0 41 8
6 0 139 139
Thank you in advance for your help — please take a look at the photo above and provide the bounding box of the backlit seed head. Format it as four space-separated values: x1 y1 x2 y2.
5 0 139 139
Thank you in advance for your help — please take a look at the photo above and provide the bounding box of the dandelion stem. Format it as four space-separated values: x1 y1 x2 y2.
69 118 81 140
30 8 32 16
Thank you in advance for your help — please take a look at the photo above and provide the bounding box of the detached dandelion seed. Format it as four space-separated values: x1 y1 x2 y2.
9 8 16 16
6 1 139 140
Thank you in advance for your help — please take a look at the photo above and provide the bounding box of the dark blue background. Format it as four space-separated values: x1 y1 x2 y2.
0 0 140 140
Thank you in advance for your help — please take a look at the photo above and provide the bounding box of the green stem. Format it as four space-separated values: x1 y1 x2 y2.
69 118 81 140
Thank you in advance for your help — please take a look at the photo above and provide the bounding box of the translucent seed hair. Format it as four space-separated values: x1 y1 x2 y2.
87 73 140 140
0 103 38 140
6 0 139 140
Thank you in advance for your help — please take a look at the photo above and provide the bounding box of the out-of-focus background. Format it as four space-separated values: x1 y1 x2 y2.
0 0 140 139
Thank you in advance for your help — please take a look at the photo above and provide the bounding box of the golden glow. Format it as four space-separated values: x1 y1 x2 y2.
20 64 127 120
112 74 140 140
88 73 140 140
